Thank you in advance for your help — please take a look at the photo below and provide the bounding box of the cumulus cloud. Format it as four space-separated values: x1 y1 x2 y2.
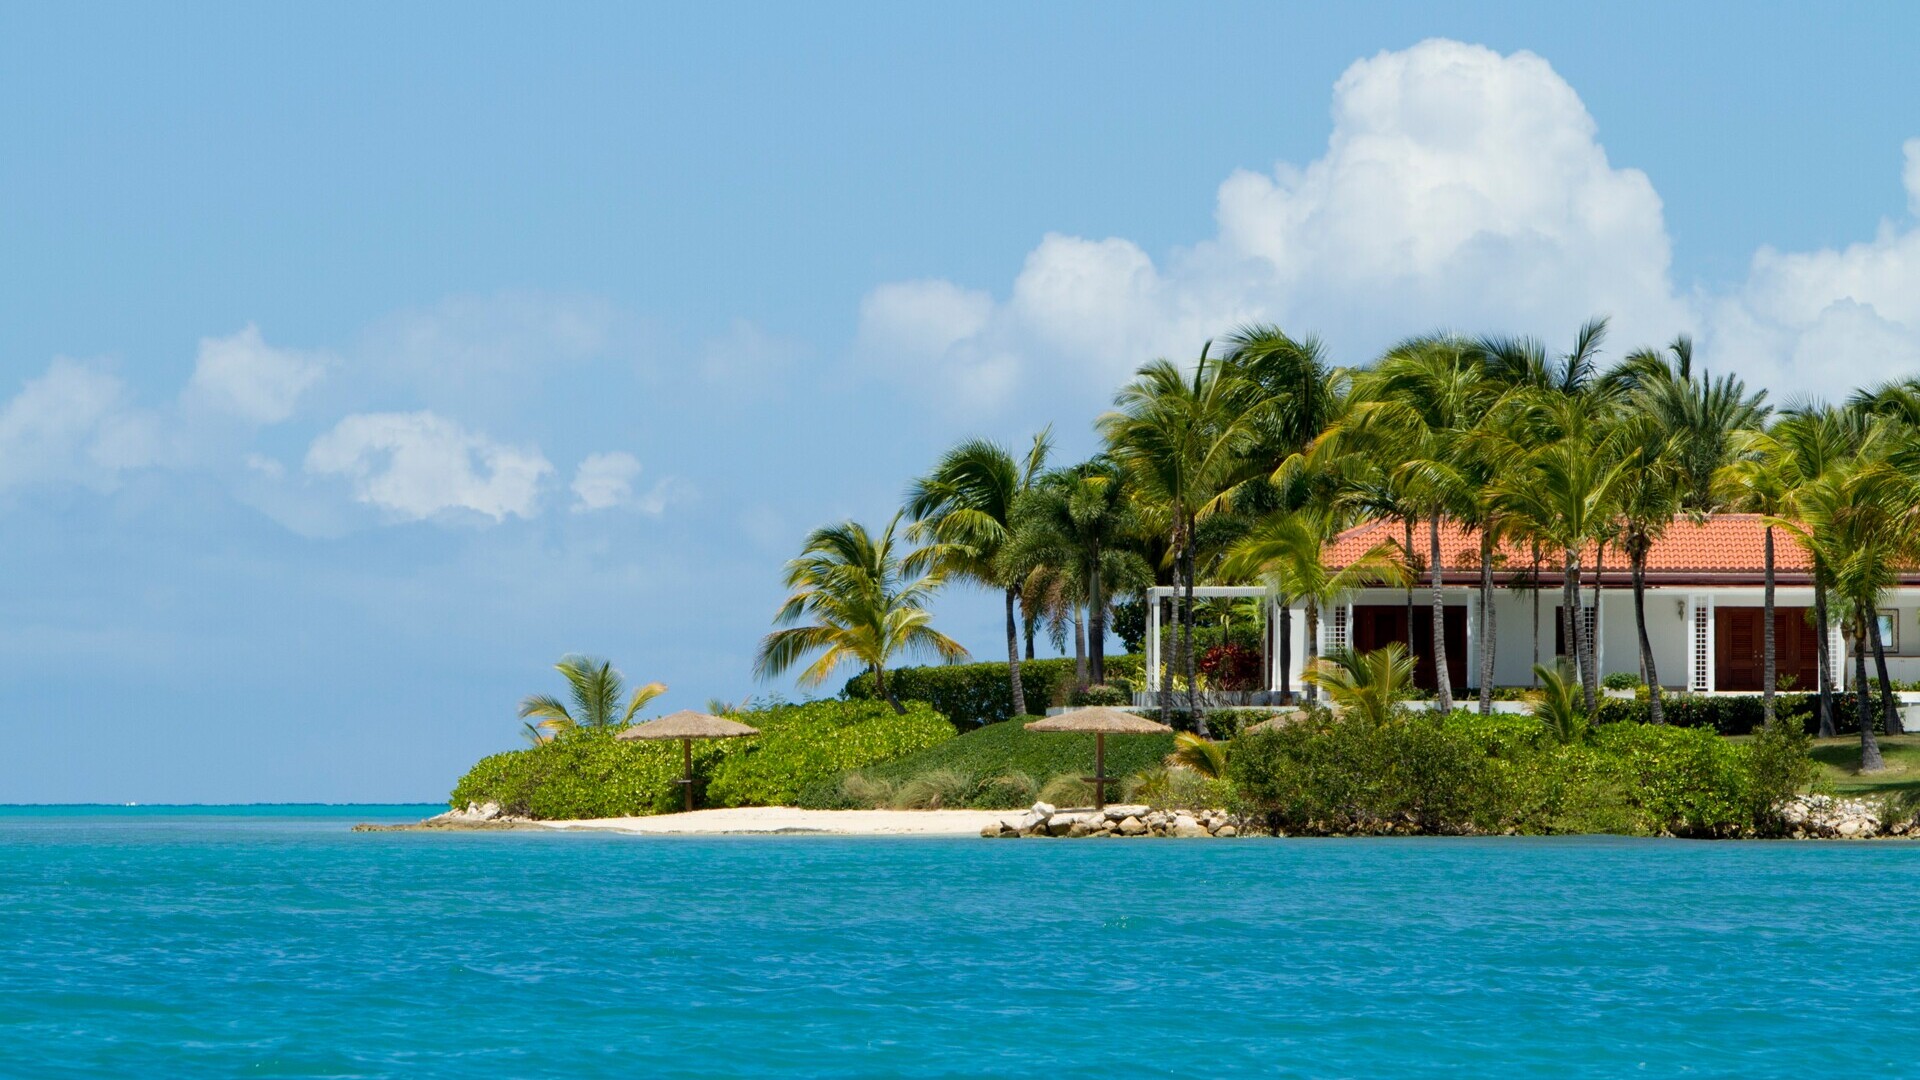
853 39 1692 406
183 325 326 424
571 451 643 511
0 359 167 490
1706 138 1920 399
304 411 551 522
853 279 1019 407
700 318 803 384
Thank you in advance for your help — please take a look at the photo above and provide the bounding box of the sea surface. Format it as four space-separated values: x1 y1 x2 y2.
3 805 1919 1078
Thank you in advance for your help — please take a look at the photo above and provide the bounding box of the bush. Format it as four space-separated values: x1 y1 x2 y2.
803 714 1176 809
1594 693 1818 735
1202 709 1271 740
1228 710 1812 838
1070 684 1130 707
843 658 1071 726
890 767 975 810
1199 643 1264 691
1602 671 1644 690
449 700 953 819
1037 775 1095 807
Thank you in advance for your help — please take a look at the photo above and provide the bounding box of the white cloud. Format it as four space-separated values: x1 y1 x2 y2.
570 451 686 514
700 319 803 384
1706 140 1920 399
571 451 643 511
0 359 159 490
853 39 1693 404
183 325 325 424
304 411 551 522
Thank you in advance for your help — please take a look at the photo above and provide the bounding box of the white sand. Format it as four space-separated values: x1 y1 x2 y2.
540 806 1019 837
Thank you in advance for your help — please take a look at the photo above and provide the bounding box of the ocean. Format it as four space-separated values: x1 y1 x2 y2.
3 805 1918 1077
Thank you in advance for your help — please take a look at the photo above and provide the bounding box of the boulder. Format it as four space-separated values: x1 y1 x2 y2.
1118 816 1147 836
1215 825 1238 838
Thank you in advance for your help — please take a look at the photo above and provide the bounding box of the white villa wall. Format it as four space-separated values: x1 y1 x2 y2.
1271 585 1920 693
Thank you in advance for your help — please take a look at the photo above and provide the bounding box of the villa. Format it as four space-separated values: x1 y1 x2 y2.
1143 514 1920 699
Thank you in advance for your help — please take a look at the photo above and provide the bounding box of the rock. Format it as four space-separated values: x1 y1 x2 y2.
1031 802 1056 818
1105 804 1149 822
1171 822 1211 838
1839 818 1864 838
1047 818 1075 837
1118 816 1146 836
1215 825 1238 838
1068 819 1094 838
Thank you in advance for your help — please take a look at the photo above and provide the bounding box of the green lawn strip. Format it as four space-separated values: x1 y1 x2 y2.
1806 734 1920 796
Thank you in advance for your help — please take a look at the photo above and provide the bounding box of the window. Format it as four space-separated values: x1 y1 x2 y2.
1879 610 1900 653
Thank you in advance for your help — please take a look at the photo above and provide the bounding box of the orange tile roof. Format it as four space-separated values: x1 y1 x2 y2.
1326 513 1827 584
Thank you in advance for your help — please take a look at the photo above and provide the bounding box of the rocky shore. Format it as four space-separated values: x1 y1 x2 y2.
1777 794 1917 839
982 803 1247 838
352 801 542 832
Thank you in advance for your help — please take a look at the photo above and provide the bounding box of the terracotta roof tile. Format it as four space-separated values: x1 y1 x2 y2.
1326 513 1817 582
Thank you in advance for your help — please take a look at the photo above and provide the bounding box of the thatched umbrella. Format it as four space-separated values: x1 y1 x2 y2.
1024 707 1173 810
616 710 760 812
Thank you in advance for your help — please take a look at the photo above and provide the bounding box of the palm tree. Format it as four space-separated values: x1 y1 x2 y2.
1305 644 1419 727
1608 409 1683 723
1718 427 1805 727
1101 347 1259 728
1529 661 1588 744
905 431 1051 716
1221 508 1407 703
1344 334 1495 712
754 515 968 712
518 655 667 737
1493 391 1627 714
1003 457 1152 689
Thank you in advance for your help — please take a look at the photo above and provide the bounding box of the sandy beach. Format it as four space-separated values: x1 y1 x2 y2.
540 807 1019 837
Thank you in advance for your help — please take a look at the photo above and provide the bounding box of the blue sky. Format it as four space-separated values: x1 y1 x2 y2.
5 3 1920 802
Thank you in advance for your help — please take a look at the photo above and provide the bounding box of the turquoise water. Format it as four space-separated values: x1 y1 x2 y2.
4 807 1919 1077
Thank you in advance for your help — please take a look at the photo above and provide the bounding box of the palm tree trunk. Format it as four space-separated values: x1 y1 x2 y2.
1404 515 1417 655
1073 605 1088 690
1588 540 1605 698
1566 548 1594 714
1869 605 1902 735
876 665 904 715
1814 575 1836 738
1632 542 1663 724
1477 529 1495 715
1429 513 1453 713
1853 626 1882 771
1304 599 1320 704
1531 540 1542 688
1088 564 1106 687
1005 587 1028 717
1182 536 1206 736
1156 589 1172 727
1278 577 1294 706
1762 526 1777 726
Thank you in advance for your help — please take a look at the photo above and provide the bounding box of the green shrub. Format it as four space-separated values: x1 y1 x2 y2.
1037 775 1095 807
1228 710 1811 837
449 700 953 819
889 767 976 809
1070 684 1130 707
845 655 1148 726
804 714 1176 809
1202 709 1272 740
1602 671 1644 690
703 701 953 808
1594 693 1818 735
1743 720 1816 828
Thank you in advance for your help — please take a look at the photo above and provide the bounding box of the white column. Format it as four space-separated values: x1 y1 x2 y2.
1465 592 1479 690
1704 596 1717 693
1146 592 1161 692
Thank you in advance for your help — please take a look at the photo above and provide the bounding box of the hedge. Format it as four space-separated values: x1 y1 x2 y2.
1587 692 1899 735
843 655 1145 727
1229 710 1812 837
798 714 1177 810
449 700 954 819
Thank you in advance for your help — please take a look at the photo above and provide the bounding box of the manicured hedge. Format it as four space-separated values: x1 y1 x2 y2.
798 716 1176 810
449 700 954 819
1229 710 1811 837
1594 693 1831 735
843 655 1146 727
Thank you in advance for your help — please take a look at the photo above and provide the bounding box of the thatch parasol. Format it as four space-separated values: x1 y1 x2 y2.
617 710 760 812
1024 707 1174 809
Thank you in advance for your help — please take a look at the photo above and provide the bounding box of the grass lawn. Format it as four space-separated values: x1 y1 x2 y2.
1806 734 1920 797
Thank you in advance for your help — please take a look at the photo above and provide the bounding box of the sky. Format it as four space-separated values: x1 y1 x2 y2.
5 3 1920 802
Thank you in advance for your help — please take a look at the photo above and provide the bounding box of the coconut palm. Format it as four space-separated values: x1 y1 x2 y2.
754 515 967 713
905 431 1052 716
1342 334 1497 712
1167 730 1230 778
518 655 667 737
1003 457 1152 689
1608 409 1684 723
1221 508 1407 703
1529 662 1588 744
1100 348 1259 728
1718 425 1809 726
1305 644 1418 727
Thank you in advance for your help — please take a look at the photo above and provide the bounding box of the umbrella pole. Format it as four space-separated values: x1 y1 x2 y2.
682 737 694 813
